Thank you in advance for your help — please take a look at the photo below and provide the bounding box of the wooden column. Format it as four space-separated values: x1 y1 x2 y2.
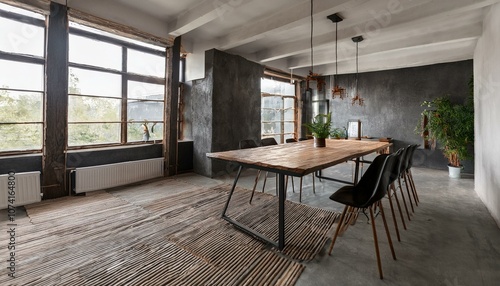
164 36 181 176
42 2 68 199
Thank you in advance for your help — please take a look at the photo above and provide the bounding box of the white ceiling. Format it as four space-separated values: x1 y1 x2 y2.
62 0 500 77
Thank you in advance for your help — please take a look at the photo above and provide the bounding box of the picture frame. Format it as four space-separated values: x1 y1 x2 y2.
347 119 361 140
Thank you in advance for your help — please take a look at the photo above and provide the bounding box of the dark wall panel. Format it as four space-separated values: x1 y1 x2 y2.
66 144 163 168
0 155 42 174
329 60 473 172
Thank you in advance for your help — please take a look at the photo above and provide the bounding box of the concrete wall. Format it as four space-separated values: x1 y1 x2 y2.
192 49 263 177
328 60 473 173
473 3 500 227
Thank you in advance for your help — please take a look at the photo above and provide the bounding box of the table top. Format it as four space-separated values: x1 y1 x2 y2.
207 139 391 177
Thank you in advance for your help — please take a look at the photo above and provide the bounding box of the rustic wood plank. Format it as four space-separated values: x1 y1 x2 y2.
207 139 391 176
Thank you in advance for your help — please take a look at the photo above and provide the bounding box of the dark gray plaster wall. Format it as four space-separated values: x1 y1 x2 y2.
327 60 473 172
192 49 263 177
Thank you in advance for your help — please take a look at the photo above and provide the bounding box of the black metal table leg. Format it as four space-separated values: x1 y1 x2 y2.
278 173 285 250
222 165 242 217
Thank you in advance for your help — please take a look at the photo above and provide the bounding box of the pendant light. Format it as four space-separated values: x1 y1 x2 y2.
351 35 364 106
306 0 325 91
327 13 346 99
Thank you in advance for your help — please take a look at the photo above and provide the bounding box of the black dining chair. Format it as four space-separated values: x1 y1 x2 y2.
399 145 416 214
284 138 315 202
405 144 420 205
248 137 279 203
386 148 407 241
328 153 397 279
239 139 263 204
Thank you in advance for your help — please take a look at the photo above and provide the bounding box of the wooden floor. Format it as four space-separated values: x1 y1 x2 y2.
1 178 338 285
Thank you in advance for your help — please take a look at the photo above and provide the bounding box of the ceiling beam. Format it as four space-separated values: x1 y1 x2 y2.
167 0 260 36
257 0 499 63
216 0 368 50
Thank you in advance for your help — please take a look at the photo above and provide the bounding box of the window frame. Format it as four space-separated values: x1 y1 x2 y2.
0 5 46 155
67 23 167 149
261 78 298 144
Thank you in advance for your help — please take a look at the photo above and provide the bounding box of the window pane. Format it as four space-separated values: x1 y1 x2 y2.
128 122 163 142
68 68 121 97
284 97 295 109
68 123 120 146
68 96 120 122
0 60 43 91
0 90 42 122
127 49 165 77
262 109 281 122
127 100 164 122
262 122 281 136
261 78 294 95
0 123 42 151
69 34 122 70
0 3 44 19
262 96 282 109
284 122 294 133
0 17 44 56
128 81 164 100
284 109 294 121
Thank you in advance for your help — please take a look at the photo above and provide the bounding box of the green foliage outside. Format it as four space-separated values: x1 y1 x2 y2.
0 87 43 151
416 78 474 167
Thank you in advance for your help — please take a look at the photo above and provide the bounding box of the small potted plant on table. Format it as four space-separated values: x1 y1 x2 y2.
304 113 333 147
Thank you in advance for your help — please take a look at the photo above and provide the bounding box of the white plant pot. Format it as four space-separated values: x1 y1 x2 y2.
448 165 462 178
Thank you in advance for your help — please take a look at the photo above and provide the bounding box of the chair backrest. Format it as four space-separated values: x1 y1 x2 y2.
239 139 258 149
285 138 297 143
406 144 419 170
261 137 278 146
368 153 397 204
352 154 391 208
389 148 404 184
399 145 412 175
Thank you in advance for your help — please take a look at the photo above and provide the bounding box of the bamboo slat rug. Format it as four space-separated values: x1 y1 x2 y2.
1 182 338 285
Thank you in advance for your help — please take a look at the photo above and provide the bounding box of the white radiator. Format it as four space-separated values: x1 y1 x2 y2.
0 171 42 209
73 158 164 194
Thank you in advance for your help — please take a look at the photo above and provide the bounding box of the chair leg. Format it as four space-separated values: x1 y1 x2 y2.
391 183 407 230
398 177 411 221
328 205 348 255
291 176 295 193
408 170 420 204
403 174 415 212
386 187 401 242
379 201 397 260
369 206 384 279
249 170 262 204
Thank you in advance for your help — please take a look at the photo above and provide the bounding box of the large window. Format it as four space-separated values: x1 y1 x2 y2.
0 3 45 153
261 78 296 143
68 22 166 147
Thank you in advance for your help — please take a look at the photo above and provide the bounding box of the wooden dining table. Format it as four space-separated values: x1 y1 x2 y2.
206 139 391 250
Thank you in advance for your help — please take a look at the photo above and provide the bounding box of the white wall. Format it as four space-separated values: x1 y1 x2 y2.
473 3 500 228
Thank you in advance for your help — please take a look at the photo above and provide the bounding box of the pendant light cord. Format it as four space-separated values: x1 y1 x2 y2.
310 0 314 74
355 41 359 95
335 22 338 76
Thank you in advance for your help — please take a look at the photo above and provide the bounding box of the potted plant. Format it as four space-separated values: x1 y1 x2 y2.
304 112 333 147
331 127 346 139
416 81 474 178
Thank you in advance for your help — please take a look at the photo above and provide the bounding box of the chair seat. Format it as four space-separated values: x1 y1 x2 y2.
330 185 372 208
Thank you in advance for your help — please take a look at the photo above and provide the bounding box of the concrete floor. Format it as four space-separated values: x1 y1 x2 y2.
174 159 500 286
3 160 499 285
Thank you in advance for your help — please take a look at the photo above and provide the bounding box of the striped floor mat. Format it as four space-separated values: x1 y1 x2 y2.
1 182 338 285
